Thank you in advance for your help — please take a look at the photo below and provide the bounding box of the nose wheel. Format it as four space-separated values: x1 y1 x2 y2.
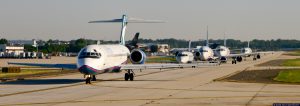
125 69 134 81
85 75 96 84
92 75 97 81
85 75 91 84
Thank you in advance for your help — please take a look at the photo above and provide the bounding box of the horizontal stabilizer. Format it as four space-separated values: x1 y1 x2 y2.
89 18 165 23
88 19 123 23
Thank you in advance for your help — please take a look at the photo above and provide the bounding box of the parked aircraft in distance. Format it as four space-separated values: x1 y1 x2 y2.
175 40 194 63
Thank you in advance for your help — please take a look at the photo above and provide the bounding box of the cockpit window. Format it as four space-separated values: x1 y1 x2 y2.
199 49 208 52
217 49 225 51
79 51 101 59
177 53 188 56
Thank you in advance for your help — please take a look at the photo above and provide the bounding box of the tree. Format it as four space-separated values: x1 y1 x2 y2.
0 38 8 44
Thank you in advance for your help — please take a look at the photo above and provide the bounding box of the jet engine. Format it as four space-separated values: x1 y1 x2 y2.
194 51 201 60
220 56 227 63
257 54 261 59
130 49 146 64
236 56 243 62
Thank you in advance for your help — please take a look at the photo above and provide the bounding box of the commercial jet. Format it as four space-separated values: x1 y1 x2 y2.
175 40 194 63
214 38 263 64
171 26 215 62
8 15 218 84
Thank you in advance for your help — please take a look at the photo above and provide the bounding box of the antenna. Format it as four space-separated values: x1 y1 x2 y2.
89 14 164 46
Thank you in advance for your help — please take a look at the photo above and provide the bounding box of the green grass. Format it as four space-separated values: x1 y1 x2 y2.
282 58 300 66
146 56 177 63
285 50 300 56
0 70 62 78
274 69 300 83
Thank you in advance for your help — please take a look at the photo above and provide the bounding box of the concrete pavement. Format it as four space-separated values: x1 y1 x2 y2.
1 52 300 106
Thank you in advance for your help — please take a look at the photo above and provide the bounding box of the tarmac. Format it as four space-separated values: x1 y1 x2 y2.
1 52 300 106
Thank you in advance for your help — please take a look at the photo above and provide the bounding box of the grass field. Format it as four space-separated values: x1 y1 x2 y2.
274 69 300 83
282 58 300 66
0 69 71 79
284 50 300 56
146 56 177 63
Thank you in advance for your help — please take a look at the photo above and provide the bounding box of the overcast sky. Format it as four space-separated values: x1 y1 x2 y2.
0 0 300 41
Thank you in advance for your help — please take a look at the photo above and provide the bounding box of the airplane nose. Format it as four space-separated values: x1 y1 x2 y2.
78 65 98 75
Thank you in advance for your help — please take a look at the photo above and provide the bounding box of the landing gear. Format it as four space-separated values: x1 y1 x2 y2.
124 69 134 81
253 57 257 61
92 75 97 81
232 59 237 64
232 57 237 64
85 75 91 84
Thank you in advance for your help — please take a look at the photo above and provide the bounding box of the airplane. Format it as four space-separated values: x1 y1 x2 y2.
8 15 218 84
175 40 194 63
189 26 215 61
170 26 215 62
214 36 244 64
214 37 263 64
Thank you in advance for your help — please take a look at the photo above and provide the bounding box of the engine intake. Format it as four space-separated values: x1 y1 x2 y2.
237 56 243 62
220 56 227 62
130 49 146 64
194 51 201 60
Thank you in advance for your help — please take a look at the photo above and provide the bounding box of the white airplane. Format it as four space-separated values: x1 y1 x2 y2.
175 40 194 63
214 38 263 64
194 26 215 61
170 26 215 61
8 15 218 84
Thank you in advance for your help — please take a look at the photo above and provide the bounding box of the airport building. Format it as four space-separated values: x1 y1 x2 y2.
0 44 24 57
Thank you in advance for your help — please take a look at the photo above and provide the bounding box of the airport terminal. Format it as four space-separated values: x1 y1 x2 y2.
0 1 300 106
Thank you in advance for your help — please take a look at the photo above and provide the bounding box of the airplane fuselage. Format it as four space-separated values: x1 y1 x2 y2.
215 46 230 57
198 46 214 61
77 44 130 75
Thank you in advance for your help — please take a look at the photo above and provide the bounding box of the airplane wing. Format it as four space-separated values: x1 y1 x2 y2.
225 53 253 58
120 62 219 70
7 62 77 69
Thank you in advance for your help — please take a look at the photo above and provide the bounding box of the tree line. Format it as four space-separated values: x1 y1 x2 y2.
0 38 299 53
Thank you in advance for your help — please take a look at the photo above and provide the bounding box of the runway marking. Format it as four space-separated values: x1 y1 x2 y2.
245 84 268 106
1 95 300 106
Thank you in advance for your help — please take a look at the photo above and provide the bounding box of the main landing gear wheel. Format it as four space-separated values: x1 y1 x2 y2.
124 69 134 81
85 75 92 84
91 75 97 81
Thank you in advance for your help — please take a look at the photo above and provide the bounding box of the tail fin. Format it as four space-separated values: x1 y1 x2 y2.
132 32 139 44
206 26 209 46
247 41 250 48
131 32 140 47
89 14 164 46
188 40 192 52
224 33 227 47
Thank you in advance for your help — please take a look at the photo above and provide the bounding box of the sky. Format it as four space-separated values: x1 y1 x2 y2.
0 0 300 41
